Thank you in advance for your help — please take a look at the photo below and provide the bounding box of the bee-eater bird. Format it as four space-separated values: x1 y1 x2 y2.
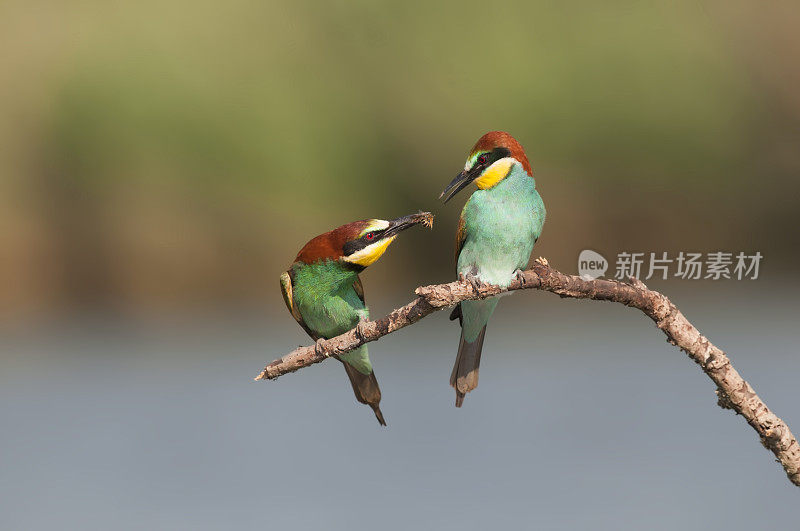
280 212 434 425
439 131 546 407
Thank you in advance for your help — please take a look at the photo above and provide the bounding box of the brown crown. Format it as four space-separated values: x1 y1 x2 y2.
294 220 371 264
471 131 532 176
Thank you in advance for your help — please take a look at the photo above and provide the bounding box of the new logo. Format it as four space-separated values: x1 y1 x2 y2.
578 250 608 280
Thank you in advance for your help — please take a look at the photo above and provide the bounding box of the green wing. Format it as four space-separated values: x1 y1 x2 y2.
280 269 319 340
454 206 467 266
352 275 365 305
449 207 468 322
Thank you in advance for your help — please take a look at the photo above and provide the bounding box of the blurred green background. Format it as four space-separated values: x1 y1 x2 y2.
2 2 800 530
2 0 798 323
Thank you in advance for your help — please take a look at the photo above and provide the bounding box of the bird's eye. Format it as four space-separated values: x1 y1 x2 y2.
477 154 488 165
366 232 375 240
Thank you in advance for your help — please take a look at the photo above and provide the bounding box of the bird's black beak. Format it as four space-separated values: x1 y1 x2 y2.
439 168 479 204
384 211 435 238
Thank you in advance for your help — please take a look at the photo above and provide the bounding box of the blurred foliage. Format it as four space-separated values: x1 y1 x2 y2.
0 0 798 319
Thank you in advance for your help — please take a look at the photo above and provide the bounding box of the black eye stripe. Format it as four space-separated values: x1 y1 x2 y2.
473 147 511 170
342 230 384 256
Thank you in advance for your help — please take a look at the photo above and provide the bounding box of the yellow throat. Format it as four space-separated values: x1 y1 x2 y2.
345 236 397 267
474 158 515 190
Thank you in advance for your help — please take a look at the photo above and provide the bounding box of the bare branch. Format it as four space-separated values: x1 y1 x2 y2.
256 258 800 487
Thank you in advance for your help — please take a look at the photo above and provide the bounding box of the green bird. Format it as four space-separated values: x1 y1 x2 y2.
280 212 433 425
439 131 546 407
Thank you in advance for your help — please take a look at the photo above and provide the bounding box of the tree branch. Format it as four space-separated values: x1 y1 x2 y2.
256 258 800 487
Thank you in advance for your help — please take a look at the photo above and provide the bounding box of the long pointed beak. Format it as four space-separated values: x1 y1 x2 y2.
439 169 476 204
384 211 434 238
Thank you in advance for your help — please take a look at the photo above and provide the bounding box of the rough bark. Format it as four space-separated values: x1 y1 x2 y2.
256 258 800 487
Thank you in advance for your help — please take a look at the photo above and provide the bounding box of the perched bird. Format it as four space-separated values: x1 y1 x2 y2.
439 131 545 407
280 212 434 425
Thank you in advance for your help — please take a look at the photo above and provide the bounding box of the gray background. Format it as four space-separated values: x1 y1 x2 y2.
2 281 798 530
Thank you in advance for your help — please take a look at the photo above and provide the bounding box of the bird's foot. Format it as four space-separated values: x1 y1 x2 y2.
354 316 370 341
514 269 527 287
462 272 485 292
314 338 330 358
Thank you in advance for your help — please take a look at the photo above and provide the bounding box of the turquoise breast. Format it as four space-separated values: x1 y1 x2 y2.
457 164 545 287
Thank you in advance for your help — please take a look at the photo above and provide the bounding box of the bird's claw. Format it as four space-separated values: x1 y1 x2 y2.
355 317 369 341
315 338 330 358
514 269 527 286
463 273 484 292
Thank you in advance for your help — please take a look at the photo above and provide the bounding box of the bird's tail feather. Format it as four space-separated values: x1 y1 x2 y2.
450 325 487 407
342 361 386 426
